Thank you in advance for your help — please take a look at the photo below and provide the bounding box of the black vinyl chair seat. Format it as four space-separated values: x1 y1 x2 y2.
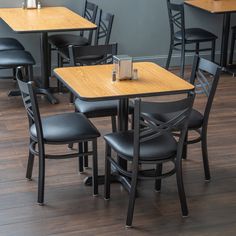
175 28 217 42
48 34 89 49
104 131 177 161
75 99 118 118
146 109 204 130
30 113 100 143
0 38 24 51
0 50 35 67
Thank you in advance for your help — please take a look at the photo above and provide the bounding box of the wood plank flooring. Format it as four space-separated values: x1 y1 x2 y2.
0 72 236 235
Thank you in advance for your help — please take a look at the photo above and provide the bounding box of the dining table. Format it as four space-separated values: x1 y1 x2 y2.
54 62 194 188
0 6 97 104
185 0 236 70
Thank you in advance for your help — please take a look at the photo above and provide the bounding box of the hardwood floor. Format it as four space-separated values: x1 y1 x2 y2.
0 73 236 235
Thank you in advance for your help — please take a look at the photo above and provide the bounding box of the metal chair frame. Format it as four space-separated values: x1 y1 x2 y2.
16 68 99 205
183 55 221 181
104 94 195 227
166 0 216 78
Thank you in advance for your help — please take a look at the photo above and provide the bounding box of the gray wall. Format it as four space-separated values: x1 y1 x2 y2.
0 0 235 76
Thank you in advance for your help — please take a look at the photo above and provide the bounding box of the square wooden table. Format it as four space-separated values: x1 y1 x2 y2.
185 0 236 69
0 7 97 103
54 62 194 186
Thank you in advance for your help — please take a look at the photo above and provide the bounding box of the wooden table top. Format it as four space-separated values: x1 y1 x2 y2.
0 7 97 33
54 62 194 101
185 0 236 14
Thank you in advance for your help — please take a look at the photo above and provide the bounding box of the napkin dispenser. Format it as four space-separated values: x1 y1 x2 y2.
113 55 133 80
25 0 37 9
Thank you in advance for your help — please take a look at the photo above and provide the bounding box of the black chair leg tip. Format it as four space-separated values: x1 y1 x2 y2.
155 190 161 193
182 214 189 218
37 202 44 206
26 177 32 181
205 178 211 183
125 225 132 229
104 197 110 201
93 194 98 197
79 171 85 174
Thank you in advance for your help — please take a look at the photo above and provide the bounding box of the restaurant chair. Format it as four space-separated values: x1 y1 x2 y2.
147 56 221 181
64 43 121 171
104 94 195 227
16 68 100 205
48 0 98 69
166 0 217 78
0 38 26 80
182 56 221 180
229 26 236 65
0 50 35 95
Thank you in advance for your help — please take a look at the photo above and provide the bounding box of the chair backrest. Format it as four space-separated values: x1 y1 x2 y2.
133 93 195 161
166 0 185 41
81 0 98 44
16 68 43 143
94 9 114 45
68 43 118 66
190 55 221 126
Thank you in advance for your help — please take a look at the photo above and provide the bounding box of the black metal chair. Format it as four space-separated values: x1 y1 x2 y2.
16 68 100 205
65 43 119 171
181 56 221 180
166 0 217 78
104 94 195 227
48 0 98 69
0 38 26 81
0 50 35 95
229 26 236 65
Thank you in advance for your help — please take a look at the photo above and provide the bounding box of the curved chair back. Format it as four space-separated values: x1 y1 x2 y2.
167 0 185 42
81 0 98 44
68 43 118 66
133 93 195 161
190 55 221 128
94 9 114 45
16 68 43 143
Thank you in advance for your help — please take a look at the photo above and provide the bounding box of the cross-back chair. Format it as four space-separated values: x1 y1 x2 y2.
104 93 195 227
166 0 217 78
16 68 100 205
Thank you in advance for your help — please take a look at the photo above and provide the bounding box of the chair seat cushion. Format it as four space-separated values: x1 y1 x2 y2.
0 38 24 51
188 109 203 129
75 99 119 118
104 131 177 161
144 109 204 130
175 28 217 42
48 34 89 48
0 50 35 67
30 113 100 143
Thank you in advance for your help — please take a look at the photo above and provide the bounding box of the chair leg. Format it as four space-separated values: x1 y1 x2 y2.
195 42 199 55
26 139 35 180
92 140 98 196
78 142 84 173
182 132 188 160
104 143 111 200
229 31 236 65
155 163 163 192
180 43 185 78
201 132 211 181
37 144 45 205
211 40 216 63
176 158 188 217
48 43 52 77
84 142 89 168
126 164 139 227
12 68 16 80
111 116 117 132
166 42 174 70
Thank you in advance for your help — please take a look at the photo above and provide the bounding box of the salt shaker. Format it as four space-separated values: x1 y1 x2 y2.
37 1 42 9
132 68 138 80
112 70 116 82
